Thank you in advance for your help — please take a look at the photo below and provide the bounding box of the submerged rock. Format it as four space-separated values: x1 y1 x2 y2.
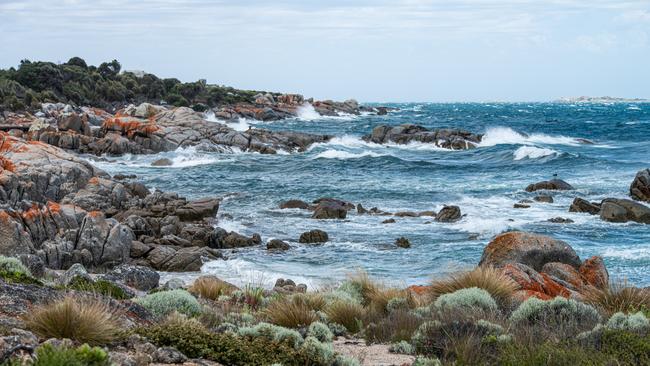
266 239 290 251
395 237 411 248
312 201 347 219
569 197 601 215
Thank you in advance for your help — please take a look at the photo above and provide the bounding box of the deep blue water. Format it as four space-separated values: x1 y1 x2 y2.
92 102 650 288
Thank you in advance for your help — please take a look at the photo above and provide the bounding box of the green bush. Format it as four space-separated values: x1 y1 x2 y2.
412 319 504 358
301 336 334 365
66 277 129 300
138 315 315 365
389 340 414 354
606 311 649 332
135 289 201 318
433 287 498 314
333 354 360 366
600 329 650 365
497 342 615 366
412 356 442 366
238 322 304 348
308 321 334 343
0 256 40 285
31 343 110 366
510 297 601 330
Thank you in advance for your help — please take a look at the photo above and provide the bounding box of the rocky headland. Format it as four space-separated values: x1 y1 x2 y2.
0 59 649 366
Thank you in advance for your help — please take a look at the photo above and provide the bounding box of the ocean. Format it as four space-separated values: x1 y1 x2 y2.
90 102 650 288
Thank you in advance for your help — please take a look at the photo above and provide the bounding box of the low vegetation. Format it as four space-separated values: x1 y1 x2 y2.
0 256 40 285
135 289 201 318
24 296 121 345
65 277 129 300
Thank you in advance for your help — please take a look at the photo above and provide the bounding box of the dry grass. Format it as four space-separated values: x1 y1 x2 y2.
429 267 517 306
265 296 318 328
292 292 327 312
24 296 121 345
583 281 650 316
365 309 423 343
189 276 236 301
325 300 365 334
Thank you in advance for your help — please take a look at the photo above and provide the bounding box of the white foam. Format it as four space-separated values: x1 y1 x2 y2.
201 258 318 289
313 149 384 160
309 135 452 152
204 110 255 131
479 127 580 147
601 247 650 260
86 146 227 170
296 103 321 121
513 146 559 160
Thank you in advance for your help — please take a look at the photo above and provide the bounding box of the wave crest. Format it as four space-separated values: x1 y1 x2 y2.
479 127 580 147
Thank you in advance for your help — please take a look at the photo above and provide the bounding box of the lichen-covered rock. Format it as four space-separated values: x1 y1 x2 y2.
103 264 160 291
479 231 581 271
76 211 134 268
502 263 570 299
579 256 609 289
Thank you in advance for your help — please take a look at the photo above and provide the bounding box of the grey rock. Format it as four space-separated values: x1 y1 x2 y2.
152 346 187 364
363 124 481 150
104 264 159 291
534 195 554 203
569 197 601 215
266 239 290 251
162 278 185 290
299 229 329 244
525 179 574 192
630 169 650 202
312 201 347 219
279 199 312 210
151 158 173 167
395 237 411 248
58 263 92 286
600 198 650 224
435 205 461 222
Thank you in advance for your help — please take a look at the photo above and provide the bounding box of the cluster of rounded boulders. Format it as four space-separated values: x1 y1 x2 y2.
630 168 650 202
480 231 609 300
525 179 574 192
599 198 650 224
363 124 482 150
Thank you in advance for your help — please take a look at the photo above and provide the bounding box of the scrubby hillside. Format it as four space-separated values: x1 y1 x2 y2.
0 57 269 112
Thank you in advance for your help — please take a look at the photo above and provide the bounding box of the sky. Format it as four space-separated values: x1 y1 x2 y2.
0 0 649 102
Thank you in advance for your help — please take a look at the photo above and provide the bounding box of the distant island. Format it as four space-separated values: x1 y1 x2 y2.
555 96 649 103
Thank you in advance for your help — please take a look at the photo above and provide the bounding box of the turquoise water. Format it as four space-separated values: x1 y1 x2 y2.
92 102 650 288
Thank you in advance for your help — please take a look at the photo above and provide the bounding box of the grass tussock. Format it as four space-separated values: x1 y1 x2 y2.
325 300 365 334
584 281 650 316
429 266 517 306
189 276 236 300
24 296 121 345
265 295 318 328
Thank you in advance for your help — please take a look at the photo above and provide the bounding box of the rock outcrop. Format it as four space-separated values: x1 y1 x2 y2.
599 198 650 224
480 231 608 300
630 169 650 202
525 179 574 192
363 124 482 150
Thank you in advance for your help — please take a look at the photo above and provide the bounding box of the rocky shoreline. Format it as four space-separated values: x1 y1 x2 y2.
1 94 650 364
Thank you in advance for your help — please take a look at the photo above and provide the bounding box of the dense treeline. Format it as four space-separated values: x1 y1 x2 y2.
0 57 268 112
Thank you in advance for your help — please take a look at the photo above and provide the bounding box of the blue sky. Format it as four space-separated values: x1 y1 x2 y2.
1 0 648 102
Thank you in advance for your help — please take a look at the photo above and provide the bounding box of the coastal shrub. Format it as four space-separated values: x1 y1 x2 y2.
189 276 235 300
606 311 650 332
412 319 504 360
432 287 498 314
301 336 335 365
412 356 442 366
265 296 318 328
66 277 129 300
600 329 650 365
509 297 601 332
324 300 365 334
364 309 422 343
429 267 517 306
138 315 313 365
234 284 266 310
293 292 327 312
0 255 40 285
328 322 348 336
135 289 201 318
386 297 409 313
497 342 615 366
389 340 415 354
238 322 304 348
333 354 361 366
24 296 121 345
29 343 110 366
337 271 378 305
584 281 650 315
308 321 334 342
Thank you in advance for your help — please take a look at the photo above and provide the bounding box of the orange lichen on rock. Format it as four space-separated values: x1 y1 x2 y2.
0 210 12 222
21 203 43 221
103 117 159 138
46 201 62 214
88 210 104 218
0 132 30 153
407 285 430 295
0 156 16 172
502 263 570 300
88 177 100 185
579 256 609 289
